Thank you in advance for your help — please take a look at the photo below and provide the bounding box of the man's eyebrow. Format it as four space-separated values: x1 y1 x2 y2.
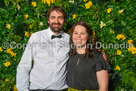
58 16 64 17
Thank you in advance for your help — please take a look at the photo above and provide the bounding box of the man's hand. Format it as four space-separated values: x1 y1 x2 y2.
98 49 107 60
102 51 107 61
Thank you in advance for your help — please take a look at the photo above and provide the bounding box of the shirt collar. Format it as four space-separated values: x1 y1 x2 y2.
47 27 64 39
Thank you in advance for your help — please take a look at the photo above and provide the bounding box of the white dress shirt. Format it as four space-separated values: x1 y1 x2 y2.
16 27 70 91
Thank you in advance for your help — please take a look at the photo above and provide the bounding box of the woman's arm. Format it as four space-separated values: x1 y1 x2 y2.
96 70 109 91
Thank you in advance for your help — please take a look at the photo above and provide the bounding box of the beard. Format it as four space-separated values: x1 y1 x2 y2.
49 23 64 33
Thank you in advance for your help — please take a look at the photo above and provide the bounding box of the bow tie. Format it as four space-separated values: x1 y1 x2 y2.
51 35 62 39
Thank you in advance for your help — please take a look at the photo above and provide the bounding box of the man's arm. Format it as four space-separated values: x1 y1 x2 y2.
16 34 36 91
98 49 107 60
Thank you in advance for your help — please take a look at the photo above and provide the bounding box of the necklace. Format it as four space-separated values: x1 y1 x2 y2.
77 57 80 66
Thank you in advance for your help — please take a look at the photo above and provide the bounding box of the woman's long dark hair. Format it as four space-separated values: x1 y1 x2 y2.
69 21 97 60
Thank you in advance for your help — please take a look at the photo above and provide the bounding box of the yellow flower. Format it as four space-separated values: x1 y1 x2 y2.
122 36 126 40
51 0 55 3
6 48 12 54
30 32 33 35
128 48 132 52
16 4 21 10
128 40 133 44
10 51 16 57
31 2 37 7
110 30 115 34
28 25 33 29
100 21 106 28
72 14 76 19
6 48 16 57
6 24 11 29
0 47 3 52
88 1 92 6
24 14 29 19
119 9 123 14
128 44 135 52
14 85 18 91
93 31 95 36
5 78 9 82
69 0 74 4
85 1 92 9
107 8 112 13
4 61 11 67
132 48 136 54
120 34 125 40
116 34 122 40
25 31 30 38
115 66 120 71
42 0 46 3
39 22 44 26
47 1 51 6
116 34 125 40
117 50 122 55
46 0 55 5
83 0 88 2
85 3 90 9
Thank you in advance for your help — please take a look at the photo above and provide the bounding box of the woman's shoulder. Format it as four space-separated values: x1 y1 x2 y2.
91 51 103 58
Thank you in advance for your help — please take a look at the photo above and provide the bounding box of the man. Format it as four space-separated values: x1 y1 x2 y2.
16 6 69 91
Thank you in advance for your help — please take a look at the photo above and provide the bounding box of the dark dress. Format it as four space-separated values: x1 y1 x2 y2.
67 52 111 90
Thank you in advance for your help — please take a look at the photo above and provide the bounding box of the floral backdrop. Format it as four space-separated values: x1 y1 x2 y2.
0 0 136 91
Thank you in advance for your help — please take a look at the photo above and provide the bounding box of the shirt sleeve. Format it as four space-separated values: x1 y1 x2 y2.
95 53 111 72
16 33 36 91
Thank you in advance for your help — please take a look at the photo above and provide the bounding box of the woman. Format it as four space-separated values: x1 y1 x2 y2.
67 21 111 91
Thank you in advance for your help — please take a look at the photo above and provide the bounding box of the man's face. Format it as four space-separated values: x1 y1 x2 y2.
48 10 65 34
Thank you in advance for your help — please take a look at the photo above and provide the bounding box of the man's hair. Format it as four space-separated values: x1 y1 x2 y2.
46 6 67 22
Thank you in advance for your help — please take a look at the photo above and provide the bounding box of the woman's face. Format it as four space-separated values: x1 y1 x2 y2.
72 25 88 48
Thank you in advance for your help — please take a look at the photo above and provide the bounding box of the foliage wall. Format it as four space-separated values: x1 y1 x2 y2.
0 0 136 91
